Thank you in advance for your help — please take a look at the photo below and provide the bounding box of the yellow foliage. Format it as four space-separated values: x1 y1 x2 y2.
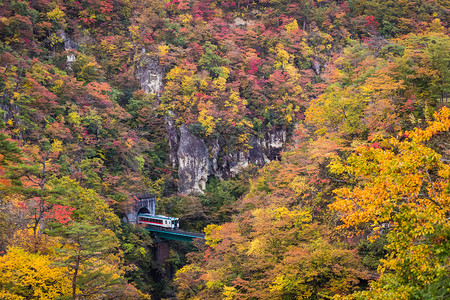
428 18 445 33
410 106 450 142
213 76 227 91
285 65 301 84
247 237 265 255
204 224 222 247
52 79 64 92
67 111 81 125
46 6 66 23
223 286 238 300
51 139 63 153
158 44 170 59
220 66 230 79
237 132 251 148
289 176 315 197
237 118 253 129
273 43 292 69
0 247 71 299
180 13 193 25
330 107 450 296
0 291 25 300
198 108 216 136
129 25 141 42
270 275 313 299
284 19 299 33
166 66 183 80
199 79 208 90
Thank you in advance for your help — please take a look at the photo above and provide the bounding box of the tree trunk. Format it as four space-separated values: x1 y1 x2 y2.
72 255 80 300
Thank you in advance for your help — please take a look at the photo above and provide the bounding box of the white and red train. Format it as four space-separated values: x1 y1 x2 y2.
138 213 179 229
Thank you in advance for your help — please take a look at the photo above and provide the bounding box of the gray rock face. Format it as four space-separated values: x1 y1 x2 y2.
210 138 221 175
59 31 77 67
170 124 287 193
59 31 77 51
137 58 163 95
165 114 179 169
1 103 20 122
312 59 321 75
162 119 287 194
177 125 209 194
263 129 287 161
222 129 286 177
234 17 247 27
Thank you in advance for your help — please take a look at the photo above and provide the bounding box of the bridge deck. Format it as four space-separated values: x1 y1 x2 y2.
145 225 205 241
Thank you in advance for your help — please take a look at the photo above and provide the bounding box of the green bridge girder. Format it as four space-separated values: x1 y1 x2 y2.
145 226 205 242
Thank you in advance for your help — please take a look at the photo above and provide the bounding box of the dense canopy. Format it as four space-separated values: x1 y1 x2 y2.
0 0 448 299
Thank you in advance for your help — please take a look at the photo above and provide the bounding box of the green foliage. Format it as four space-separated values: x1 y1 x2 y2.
117 223 156 294
163 20 187 46
72 54 105 83
198 42 231 78
357 236 387 270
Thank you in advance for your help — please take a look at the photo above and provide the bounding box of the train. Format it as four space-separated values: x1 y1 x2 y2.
138 213 179 229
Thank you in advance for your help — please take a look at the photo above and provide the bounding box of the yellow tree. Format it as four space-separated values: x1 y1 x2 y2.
330 107 450 299
0 247 71 299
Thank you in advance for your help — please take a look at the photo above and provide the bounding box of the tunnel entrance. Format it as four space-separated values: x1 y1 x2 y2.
126 193 156 223
138 207 151 215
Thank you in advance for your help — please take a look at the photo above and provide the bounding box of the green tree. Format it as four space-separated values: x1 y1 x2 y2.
45 177 126 299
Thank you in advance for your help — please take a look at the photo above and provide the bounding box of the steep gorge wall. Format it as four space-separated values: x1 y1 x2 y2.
138 59 287 194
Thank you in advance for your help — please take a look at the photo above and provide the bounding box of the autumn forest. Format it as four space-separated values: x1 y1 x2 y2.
0 0 449 299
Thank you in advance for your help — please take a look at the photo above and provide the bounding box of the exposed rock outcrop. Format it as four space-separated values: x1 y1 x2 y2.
137 57 163 95
312 59 321 75
263 129 287 161
165 114 179 169
177 125 209 194
59 31 77 66
168 121 287 193
222 129 286 177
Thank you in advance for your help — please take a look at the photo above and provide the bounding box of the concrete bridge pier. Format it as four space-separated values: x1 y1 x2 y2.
155 241 170 265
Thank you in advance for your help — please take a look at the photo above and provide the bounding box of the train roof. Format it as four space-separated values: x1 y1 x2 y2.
138 213 179 220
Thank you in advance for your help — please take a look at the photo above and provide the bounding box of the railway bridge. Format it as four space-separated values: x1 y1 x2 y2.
145 225 205 264
145 225 205 242
127 193 205 263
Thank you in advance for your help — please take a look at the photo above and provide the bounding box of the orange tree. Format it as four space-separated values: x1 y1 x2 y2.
330 107 450 299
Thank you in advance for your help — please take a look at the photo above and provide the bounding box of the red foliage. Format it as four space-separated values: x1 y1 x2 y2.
44 204 75 224
365 15 379 31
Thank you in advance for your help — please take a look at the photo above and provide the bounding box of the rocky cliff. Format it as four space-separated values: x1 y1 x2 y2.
138 60 288 194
